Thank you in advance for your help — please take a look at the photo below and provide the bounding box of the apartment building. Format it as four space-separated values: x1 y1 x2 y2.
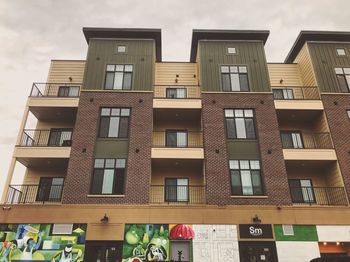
1 28 350 261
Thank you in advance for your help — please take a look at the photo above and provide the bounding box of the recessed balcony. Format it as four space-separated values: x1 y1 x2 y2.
150 185 206 205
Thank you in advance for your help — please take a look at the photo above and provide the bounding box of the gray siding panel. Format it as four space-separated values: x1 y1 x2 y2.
309 42 350 93
199 41 270 92
83 39 155 91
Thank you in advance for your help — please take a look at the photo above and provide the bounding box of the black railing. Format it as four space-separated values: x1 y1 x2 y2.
272 86 320 100
289 186 348 206
30 83 81 97
150 185 206 204
19 129 73 147
154 85 201 99
281 132 333 149
6 184 64 204
153 131 203 148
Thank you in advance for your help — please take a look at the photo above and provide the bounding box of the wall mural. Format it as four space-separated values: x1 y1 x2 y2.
122 224 195 262
0 223 86 261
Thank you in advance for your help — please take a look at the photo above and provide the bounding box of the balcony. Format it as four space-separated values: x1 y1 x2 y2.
150 185 206 204
28 83 81 121
153 85 201 109
272 86 323 110
151 131 204 159
289 186 348 206
281 132 337 161
14 129 72 167
6 184 64 204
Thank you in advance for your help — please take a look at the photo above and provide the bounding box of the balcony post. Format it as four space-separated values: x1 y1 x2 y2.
0 157 17 204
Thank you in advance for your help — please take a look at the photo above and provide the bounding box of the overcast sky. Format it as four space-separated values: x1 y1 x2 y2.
1 0 350 196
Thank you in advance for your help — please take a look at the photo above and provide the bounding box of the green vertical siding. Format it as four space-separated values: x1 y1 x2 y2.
83 39 155 91
94 139 129 158
226 140 260 159
274 225 318 241
308 42 350 93
198 41 270 92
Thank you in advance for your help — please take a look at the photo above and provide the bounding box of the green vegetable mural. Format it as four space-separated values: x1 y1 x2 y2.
0 223 86 261
122 224 170 262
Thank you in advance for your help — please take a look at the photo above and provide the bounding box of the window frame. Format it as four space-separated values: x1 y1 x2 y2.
98 107 131 138
164 177 189 202
116 44 128 54
36 177 65 202
280 130 304 149
90 158 127 195
226 47 237 55
166 87 187 99
334 67 350 93
224 109 257 140
165 129 188 148
229 160 264 196
336 48 346 56
220 65 250 92
104 64 134 90
288 179 316 204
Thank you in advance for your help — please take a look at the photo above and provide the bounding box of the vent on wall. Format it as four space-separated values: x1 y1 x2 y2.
52 224 73 235
282 224 294 236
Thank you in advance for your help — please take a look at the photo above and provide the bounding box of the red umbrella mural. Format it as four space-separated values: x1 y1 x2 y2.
169 224 195 240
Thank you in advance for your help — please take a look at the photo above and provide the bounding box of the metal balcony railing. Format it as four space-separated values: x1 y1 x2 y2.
150 185 206 204
289 186 348 206
153 131 203 148
19 129 73 147
154 85 201 99
272 86 320 100
30 83 81 97
281 132 333 149
6 184 64 204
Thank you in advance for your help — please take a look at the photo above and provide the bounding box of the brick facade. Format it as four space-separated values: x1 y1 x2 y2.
202 93 292 205
322 94 350 200
62 91 153 204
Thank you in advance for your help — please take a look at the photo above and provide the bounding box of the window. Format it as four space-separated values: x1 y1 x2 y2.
227 47 237 54
166 130 188 147
48 128 73 146
229 160 263 196
52 224 73 235
280 131 304 149
91 158 126 195
347 110 350 118
225 109 256 139
116 45 127 53
36 177 64 202
166 87 187 98
282 225 294 236
334 67 350 92
288 179 315 203
58 86 80 97
221 65 249 91
273 89 294 100
165 178 189 202
105 64 133 90
337 48 346 56
98 108 130 138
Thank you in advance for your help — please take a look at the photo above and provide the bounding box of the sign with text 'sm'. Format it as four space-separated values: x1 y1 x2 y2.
239 224 274 239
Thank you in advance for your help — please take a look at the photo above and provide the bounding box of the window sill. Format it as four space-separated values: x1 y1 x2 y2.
87 194 125 198
230 195 268 199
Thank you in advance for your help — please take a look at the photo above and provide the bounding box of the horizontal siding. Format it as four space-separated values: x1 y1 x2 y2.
308 42 350 93
47 60 85 83
326 162 344 187
294 44 317 86
155 63 198 85
23 169 67 184
267 63 302 86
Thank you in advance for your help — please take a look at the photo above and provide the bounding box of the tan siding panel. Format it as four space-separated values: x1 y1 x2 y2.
267 64 303 86
294 44 317 86
47 60 85 83
155 63 198 85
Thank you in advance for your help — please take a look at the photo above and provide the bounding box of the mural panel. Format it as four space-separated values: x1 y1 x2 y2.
0 223 86 261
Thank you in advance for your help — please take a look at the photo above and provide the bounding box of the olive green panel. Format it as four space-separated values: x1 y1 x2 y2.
274 225 318 241
83 39 155 91
94 139 128 158
308 42 350 93
198 41 270 92
226 140 260 159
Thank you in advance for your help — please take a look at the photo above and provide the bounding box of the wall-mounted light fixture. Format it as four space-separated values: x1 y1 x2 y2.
2 206 11 211
100 214 109 224
252 214 262 224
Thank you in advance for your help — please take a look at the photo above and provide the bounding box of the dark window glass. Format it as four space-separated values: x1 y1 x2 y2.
220 66 250 91
104 64 133 90
288 179 315 203
105 73 114 90
98 108 130 138
239 74 249 91
91 169 104 194
166 88 187 98
48 129 72 146
165 178 188 202
245 119 256 139
123 72 132 90
166 130 188 147
221 74 231 91
224 109 256 139
337 75 349 93
36 177 64 202
225 118 236 139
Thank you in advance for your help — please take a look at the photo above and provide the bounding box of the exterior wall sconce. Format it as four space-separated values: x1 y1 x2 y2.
100 214 109 224
252 214 262 224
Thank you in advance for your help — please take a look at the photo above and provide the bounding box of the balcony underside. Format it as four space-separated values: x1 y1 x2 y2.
14 147 70 167
283 149 337 161
29 103 77 122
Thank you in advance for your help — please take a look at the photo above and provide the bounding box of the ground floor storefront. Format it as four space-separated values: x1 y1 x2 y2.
1 205 350 261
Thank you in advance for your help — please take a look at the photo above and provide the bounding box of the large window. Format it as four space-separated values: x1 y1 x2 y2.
91 158 126 195
221 65 249 91
166 130 188 147
105 64 133 90
280 131 303 149
335 67 350 92
225 109 256 139
98 108 130 138
36 177 64 202
288 179 315 204
165 178 189 202
229 160 263 196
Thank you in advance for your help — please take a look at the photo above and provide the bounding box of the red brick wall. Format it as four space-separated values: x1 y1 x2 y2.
62 91 153 204
202 93 292 205
322 94 350 200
